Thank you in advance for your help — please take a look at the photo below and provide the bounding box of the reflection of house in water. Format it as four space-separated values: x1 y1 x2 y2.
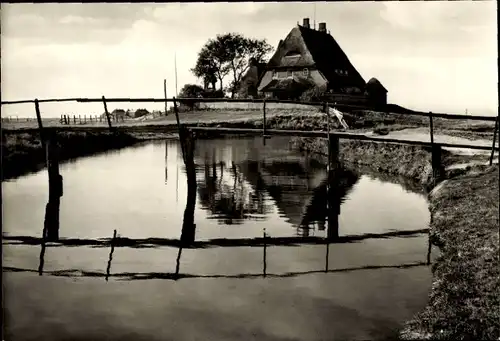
191 137 358 235
239 157 358 237
195 159 274 225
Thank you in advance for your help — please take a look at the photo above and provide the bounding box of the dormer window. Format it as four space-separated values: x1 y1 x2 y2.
285 50 301 57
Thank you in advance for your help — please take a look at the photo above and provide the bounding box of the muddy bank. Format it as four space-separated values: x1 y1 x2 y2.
1 128 140 180
400 165 499 340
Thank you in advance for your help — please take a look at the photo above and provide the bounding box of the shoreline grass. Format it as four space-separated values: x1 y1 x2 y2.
400 165 499 340
1 129 140 181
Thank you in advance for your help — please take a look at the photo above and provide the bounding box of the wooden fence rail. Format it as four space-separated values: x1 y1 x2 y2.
2 96 498 167
1 96 497 122
188 126 499 152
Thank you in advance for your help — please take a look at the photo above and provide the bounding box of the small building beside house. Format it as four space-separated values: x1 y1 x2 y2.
365 77 388 106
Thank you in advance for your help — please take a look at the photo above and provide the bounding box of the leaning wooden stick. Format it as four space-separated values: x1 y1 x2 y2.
105 229 118 282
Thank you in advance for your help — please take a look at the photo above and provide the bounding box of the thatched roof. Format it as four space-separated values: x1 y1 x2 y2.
266 25 366 90
366 77 388 92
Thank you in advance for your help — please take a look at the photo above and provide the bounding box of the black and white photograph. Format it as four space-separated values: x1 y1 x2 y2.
1 2 498 340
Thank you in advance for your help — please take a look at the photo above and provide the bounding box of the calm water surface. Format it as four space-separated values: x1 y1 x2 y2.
3 137 435 341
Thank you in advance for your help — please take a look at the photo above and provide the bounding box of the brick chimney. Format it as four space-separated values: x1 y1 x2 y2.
303 18 310 29
318 22 326 33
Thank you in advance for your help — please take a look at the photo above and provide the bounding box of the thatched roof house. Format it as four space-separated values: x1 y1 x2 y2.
258 18 367 100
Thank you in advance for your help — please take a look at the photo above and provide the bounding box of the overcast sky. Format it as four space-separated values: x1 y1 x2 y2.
1 2 497 117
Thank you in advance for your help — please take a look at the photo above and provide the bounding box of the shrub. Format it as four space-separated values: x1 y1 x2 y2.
299 86 325 103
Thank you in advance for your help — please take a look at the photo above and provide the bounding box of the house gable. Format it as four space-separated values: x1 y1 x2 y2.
266 26 315 69
297 25 366 90
258 21 367 95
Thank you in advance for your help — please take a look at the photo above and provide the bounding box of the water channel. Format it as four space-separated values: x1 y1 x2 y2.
3 136 436 340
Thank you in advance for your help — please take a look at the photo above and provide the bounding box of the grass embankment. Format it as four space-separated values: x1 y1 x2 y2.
1 128 139 180
290 137 455 188
401 165 499 340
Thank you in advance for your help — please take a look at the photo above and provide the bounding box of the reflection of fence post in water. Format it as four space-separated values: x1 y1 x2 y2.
165 140 168 184
180 130 197 245
175 245 183 279
38 135 64 275
175 129 198 279
263 228 267 278
327 135 340 241
325 242 330 273
45 136 63 242
262 99 267 146
106 229 117 282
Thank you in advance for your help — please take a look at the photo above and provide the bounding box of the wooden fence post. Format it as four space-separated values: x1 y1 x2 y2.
73 115 76 124
431 145 444 183
429 111 434 146
34 99 47 157
325 101 330 133
173 96 187 161
102 96 113 132
79 115 81 124
328 135 340 171
164 79 168 116
489 115 499 165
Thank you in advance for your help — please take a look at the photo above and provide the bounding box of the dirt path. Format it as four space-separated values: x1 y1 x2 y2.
368 127 497 156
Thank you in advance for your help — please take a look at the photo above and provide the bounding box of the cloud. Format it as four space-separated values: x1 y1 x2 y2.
0 3 163 44
0 2 497 117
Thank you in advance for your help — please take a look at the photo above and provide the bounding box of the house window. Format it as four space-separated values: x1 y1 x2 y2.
303 68 309 76
277 71 287 79
287 70 292 78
